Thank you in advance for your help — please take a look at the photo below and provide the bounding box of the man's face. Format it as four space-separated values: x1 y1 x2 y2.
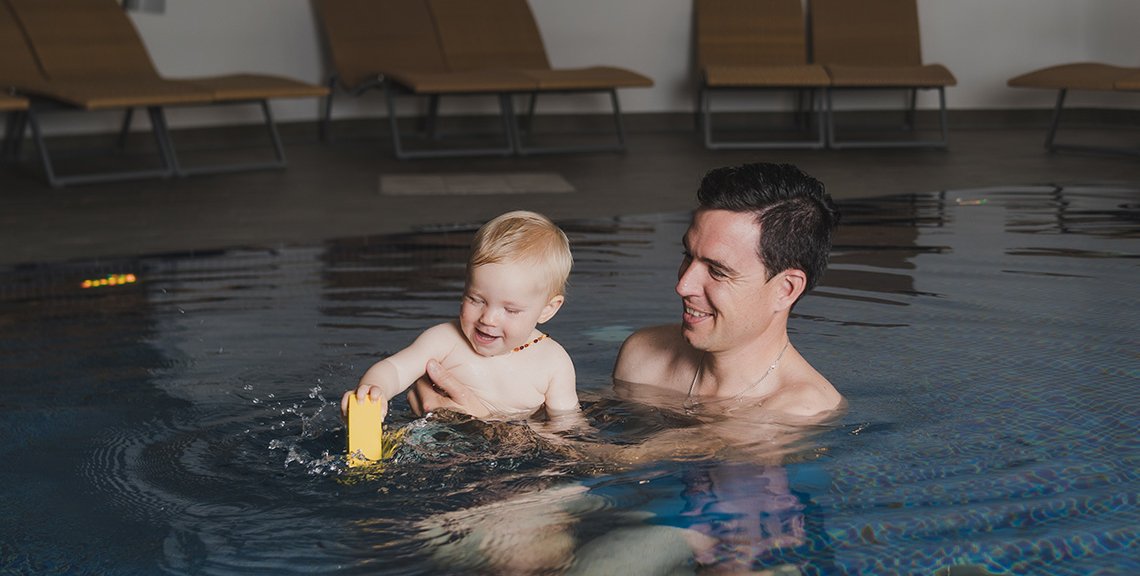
676 209 780 353
460 261 559 357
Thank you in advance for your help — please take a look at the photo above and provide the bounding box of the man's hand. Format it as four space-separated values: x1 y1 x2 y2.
406 359 489 418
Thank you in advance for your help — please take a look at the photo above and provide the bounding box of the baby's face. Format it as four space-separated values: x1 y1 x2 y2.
460 262 558 357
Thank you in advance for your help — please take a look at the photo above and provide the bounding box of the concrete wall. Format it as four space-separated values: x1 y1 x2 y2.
35 0 1140 133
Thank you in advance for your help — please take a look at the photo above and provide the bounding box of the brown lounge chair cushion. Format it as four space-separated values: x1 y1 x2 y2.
825 64 956 88
1113 71 1140 91
18 79 216 110
1008 62 1140 91
384 68 536 94
182 74 330 101
0 92 27 110
521 66 652 91
704 65 829 88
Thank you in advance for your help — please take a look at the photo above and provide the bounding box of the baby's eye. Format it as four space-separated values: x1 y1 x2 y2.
466 295 484 304
505 308 522 315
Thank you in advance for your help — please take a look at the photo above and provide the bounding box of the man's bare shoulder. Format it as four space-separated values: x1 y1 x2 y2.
620 324 682 349
765 355 845 420
613 324 695 389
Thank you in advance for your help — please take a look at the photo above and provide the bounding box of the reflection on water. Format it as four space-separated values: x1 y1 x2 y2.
0 187 1137 575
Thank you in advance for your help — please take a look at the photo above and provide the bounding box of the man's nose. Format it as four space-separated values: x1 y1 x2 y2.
676 262 700 297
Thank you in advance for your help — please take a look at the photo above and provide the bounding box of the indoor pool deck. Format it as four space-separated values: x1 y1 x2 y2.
3 117 1140 266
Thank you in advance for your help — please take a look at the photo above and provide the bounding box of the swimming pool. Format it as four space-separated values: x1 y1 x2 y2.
1 186 1136 575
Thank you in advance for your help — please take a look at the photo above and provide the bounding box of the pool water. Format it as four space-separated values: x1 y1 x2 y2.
1 186 1136 575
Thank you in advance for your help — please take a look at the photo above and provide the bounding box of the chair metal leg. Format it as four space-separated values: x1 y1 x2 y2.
1043 88 1140 156
514 89 627 156
1044 89 1066 152
503 93 519 152
904 88 917 131
320 74 337 143
26 109 60 188
425 95 440 140
117 108 135 150
826 88 836 148
25 106 173 188
795 89 808 130
827 86 950 149
938 87 948 145
524 92 538 135
704 86 825 150
148 106 180 174
702 85 713 148
695 86 705 133
171 100 288 177
1 111 20 161
610 89 627 150
385 82 513 159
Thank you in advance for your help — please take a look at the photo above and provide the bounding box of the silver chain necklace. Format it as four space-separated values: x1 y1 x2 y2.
682 340 790 412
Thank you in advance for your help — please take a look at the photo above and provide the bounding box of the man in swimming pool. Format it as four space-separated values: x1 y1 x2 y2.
409 163 843 574
408 162 843 420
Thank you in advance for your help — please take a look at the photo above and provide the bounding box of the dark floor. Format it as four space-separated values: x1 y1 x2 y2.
3 116 1140 267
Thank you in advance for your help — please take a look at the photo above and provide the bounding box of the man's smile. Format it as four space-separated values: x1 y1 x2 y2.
683 303 713 323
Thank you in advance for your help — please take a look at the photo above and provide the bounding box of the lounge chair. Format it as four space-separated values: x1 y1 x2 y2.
0 0 213 186
810 0 956 148
695 0 830 149
427 0 653 155
8 0 328 180
315 0 533 158
1008 62 1140 156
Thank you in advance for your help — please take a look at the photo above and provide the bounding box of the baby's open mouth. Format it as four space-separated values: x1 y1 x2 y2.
473 328 500 344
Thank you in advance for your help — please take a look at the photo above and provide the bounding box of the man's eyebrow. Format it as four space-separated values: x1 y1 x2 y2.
704 256 737 276
681 236 738 276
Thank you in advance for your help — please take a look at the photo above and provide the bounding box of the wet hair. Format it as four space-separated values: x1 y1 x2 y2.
468 210 573 297
696 163 840 294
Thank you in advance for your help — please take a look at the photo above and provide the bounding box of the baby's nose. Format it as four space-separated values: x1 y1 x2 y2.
479 308 499 325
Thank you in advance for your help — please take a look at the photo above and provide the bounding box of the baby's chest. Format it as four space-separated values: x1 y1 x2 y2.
441 356 547 410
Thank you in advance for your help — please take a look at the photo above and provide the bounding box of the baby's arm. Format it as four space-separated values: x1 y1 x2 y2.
542 347 579 416
340 322 461 419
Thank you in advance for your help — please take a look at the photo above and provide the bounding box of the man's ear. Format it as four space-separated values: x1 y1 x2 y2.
537 294 565 324
776 269 807 310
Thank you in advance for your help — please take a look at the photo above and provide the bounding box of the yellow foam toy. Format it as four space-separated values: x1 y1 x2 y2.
346 396 384 467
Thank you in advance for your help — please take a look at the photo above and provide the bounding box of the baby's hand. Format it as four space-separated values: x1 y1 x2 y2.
340 384 389 421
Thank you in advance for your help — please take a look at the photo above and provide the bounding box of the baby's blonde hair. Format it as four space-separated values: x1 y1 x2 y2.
469 210 572 297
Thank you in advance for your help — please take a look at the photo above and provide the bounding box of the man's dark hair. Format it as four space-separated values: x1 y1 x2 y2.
696 163 839 294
